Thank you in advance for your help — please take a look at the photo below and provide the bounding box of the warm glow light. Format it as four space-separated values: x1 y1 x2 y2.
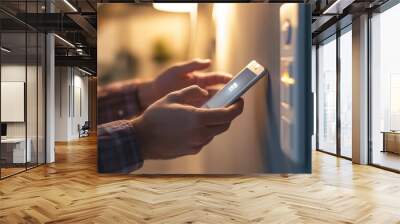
213 3 230 22
153 3 197 13
213 3 232 70
281 72 295 85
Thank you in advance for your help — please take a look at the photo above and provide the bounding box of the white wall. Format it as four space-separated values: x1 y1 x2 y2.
1 65 38 137
72 73 89 138
54 67 89 141
1 65 27 141
1 64 46 163
55 67 68 141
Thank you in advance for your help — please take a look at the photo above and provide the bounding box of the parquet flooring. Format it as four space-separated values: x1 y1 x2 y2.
1 167 26 178
1 135 400 223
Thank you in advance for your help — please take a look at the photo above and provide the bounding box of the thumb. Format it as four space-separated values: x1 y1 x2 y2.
170 59 211 75
169 85 209 106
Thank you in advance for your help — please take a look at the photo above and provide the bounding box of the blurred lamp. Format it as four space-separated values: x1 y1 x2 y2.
153 3 197 13
281 71 295 85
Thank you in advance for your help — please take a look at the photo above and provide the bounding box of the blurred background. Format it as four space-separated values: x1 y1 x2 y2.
98 3 216 85
98 3 302 173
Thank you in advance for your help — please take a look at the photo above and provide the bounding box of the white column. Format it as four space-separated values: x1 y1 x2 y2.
352 14 369 164
46 32 55 163
45 0 56 163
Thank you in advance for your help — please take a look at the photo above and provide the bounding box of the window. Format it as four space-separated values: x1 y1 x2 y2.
316 25 353 159
312 46 317 150
317 37 337 154
370 2 400 171
0 1 47 179
339 29 352 158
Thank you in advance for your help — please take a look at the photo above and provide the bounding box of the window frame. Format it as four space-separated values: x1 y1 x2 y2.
0 0 48 180
315 23 353 161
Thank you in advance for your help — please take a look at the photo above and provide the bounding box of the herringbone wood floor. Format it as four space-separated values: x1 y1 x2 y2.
1 136 400 224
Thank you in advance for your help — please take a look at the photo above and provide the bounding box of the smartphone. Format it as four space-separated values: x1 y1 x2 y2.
202 60 268 108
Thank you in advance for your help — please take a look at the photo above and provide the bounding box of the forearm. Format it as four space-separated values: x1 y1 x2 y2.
137 79 156 110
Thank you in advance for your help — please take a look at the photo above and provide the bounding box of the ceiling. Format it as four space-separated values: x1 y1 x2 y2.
309 0 391 43
0 0 97 74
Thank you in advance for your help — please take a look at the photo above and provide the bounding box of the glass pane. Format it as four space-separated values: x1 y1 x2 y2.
318 37 337 154
27 31 38 169
312 46 317 150
371 3 400 171
340 29 352 158
38 33 45 165
1 30 27 177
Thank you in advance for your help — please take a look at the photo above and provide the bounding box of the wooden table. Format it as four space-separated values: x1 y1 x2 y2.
382 131 400 154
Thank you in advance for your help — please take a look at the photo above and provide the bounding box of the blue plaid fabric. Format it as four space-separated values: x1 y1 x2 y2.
97 80 142 125
97 81 143 173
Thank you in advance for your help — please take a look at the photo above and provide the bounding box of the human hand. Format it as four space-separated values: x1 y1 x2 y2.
138 59 232 109
132 85 244 160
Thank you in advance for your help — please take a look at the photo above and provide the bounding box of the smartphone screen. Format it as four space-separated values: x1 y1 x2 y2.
202 60 267 108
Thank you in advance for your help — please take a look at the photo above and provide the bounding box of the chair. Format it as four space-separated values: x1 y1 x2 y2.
78 121 90 138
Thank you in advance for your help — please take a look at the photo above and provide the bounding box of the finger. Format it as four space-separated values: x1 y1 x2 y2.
196 98 244 125
169 85 209 106
99 79 138 96
205 87 221 97
170 59 211 75
193 72 232 88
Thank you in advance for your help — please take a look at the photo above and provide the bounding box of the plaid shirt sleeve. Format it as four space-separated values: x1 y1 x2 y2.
97 120 143 173
97 80 143 125
97 80 144 173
